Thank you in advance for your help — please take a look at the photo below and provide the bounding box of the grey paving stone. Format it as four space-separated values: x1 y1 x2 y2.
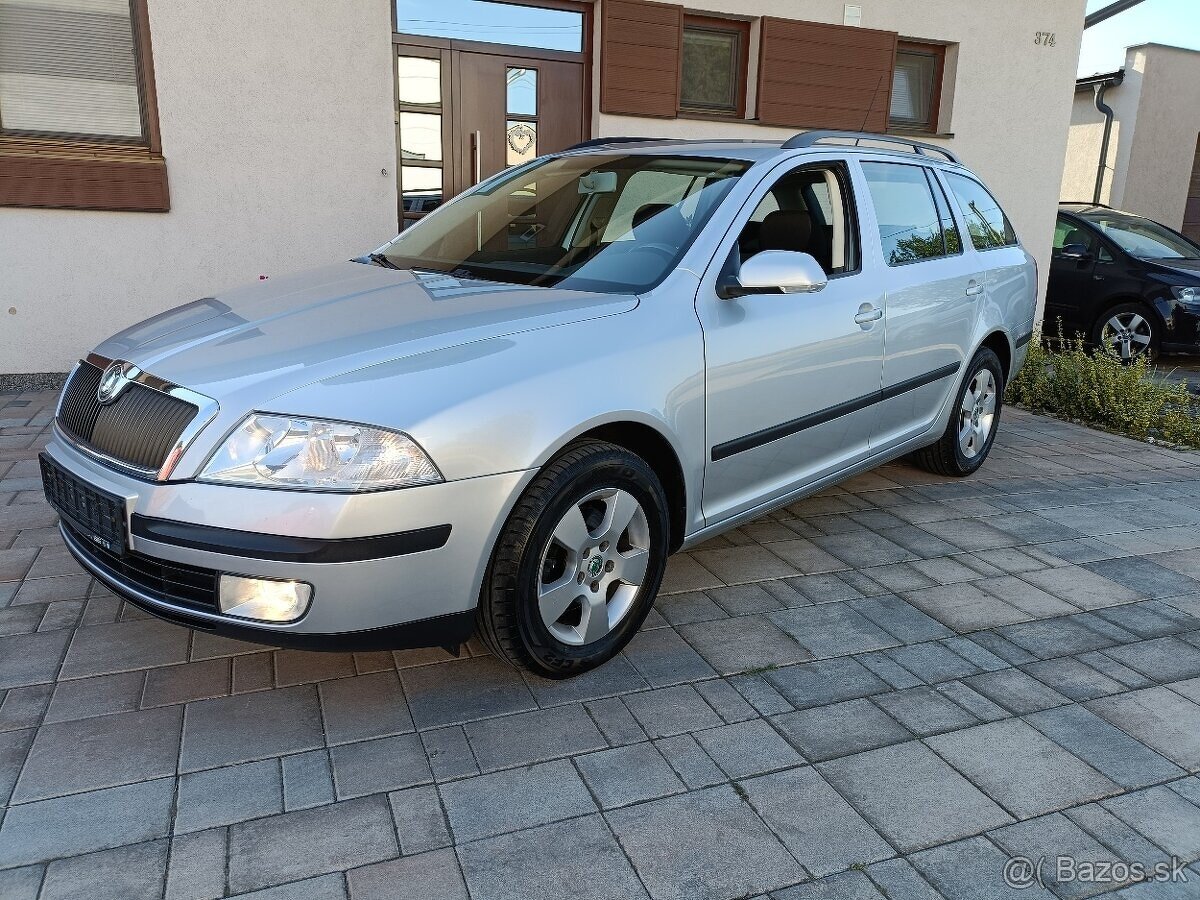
458 814 649 900
464 703 605 771
707 583 788 616
1167 775 1200 807
968 632 1039 666
903 583 1030 632
387 783 450 854
39 839 168 900
728 673 794 716
940 636 1010 672
13 706 182 802
1083 557 1200 601
787 572 865 604
575 742 685 808
1064 804 1175 876
676 615 811 675
58 618 190 678
613 626 719 685
1021 657 1125 702
175 759 283 834
521 653 646 706
909 555 990 586
766 538 848 575
233 874 348 900
743 766 892 878
584 696 647 746
765 657 888 710
281 750 335 811
963 668 1071 715
935 681 1009 723
1078 650 1157 689
329 733 432 799
440 758 596 843
0 629 70 689
607 784 806 900
772 871 886 899
1095 600 1199 638
926 719 1119 819
660 553 723 594
768 603 898 658
43 670 144 723
695 678 758 722
911 835 1056 900
657 591 727 625
1174 676 1200 704
693 544 801 583
997 617 1122 659
11 573 90 606
227 795 398 894
1101 785 1200 859
181 685 324 772
872 687 978 737
978 575 1079 618
0 603 44 636
0 727 34 805
347 848 468 900
859 650 926 690
317 671 413 745
165 827 227 900
1087 686 1200 769
989 812 1138 899
1025 704 1185 790
919 518 1023 552
623 684 723 738
399 656 537 729
864 857 946 900
817 741 1014 853
140 658 231 708
773 698 912 761
694 718 804 778
654 733 726 789
0 777 175 868
886 643 980 684
1103 636 1200 683
273 650 356 687
811 530 919 567
852 595 955 643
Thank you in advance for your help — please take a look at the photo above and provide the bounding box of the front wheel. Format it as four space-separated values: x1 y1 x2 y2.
1092 303 1159 362
477 440 670 678
911 347 1004 477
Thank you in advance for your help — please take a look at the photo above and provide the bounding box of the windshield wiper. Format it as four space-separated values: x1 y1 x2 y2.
367 252 400 270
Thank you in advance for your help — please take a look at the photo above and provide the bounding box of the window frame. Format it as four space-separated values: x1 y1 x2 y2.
889 40 945 135
0 0 168 211
678 14 750 119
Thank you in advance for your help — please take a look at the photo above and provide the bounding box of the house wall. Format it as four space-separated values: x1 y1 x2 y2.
593 0 1088 313
1 0 399 375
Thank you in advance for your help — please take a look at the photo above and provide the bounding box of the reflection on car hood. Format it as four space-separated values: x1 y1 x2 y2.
1147 257 1200 280
93 262 637 402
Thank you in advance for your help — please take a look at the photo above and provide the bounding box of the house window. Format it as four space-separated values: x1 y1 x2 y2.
890 42 944 132
0 0 167 211
680 15 748 117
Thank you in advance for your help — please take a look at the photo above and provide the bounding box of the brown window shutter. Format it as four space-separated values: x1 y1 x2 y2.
757 18 897 132
600 0 683 118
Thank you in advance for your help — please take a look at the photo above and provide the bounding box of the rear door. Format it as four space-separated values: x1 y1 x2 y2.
858 160 981 448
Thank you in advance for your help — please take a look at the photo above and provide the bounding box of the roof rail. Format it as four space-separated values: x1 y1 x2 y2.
781 130 961 165
1060 200 1113 208
564 136 674 151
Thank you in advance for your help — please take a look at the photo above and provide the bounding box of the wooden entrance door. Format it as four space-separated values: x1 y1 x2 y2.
395 38 585 229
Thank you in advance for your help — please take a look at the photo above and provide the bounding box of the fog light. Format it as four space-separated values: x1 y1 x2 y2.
218 574 312 622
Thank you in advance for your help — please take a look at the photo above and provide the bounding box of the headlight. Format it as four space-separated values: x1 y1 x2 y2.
199 414 443 491
1172 285 1199 306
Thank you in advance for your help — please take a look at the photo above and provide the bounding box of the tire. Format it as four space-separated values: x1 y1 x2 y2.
1091 302 1160 362
476 440 670 678
911 347 1004 478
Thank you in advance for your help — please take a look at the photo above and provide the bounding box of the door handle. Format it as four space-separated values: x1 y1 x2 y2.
965 279 984 297
854 305 883 325
471 130 482 186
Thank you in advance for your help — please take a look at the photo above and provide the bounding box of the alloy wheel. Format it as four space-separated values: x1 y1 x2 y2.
1100 312 1153 360
537 487 650 646
958 368 997 460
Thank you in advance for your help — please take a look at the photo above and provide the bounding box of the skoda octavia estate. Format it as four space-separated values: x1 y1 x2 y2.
42 131 1036 677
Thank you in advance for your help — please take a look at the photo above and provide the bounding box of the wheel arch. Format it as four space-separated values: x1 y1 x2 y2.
1090 293 1164 333
979 330 1013 382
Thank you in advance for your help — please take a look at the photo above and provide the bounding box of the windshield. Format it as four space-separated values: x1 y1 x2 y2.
375 153 750 292
1083 213 1200 260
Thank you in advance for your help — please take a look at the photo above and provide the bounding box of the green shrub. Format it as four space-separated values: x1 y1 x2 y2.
1006 323 1200 448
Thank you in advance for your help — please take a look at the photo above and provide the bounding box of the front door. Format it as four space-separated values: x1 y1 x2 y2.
395 39 585 229
1046 215 1099 335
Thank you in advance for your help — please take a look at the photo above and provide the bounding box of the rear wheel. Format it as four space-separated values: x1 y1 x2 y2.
1092 303 1159 362
477 440 669 678
911 347 1004 477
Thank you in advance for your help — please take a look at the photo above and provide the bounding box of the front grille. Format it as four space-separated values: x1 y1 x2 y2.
64 520 219 613
58 360 198 473
40 454 126 554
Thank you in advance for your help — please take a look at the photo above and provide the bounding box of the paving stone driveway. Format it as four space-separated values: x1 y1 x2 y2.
2 389 1200 900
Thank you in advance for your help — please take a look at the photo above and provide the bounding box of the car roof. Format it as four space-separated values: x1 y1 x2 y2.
1060 202 1138 218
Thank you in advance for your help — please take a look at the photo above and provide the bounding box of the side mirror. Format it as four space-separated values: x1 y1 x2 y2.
719 250 829 299
1059 243 1091 261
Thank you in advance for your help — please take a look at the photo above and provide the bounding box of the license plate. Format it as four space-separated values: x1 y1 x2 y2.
39 453 129 556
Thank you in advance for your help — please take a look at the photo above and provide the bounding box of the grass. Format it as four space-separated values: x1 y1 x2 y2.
1006 323 1200 449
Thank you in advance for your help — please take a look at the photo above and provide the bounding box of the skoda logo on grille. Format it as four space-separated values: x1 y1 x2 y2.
96 361 134 405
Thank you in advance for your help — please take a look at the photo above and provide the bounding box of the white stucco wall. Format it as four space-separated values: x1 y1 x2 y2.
593 0 1089 312
1 0 399 374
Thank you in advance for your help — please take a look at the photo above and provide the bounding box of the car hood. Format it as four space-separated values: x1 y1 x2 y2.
94 261 637 402
1146 257 1200 281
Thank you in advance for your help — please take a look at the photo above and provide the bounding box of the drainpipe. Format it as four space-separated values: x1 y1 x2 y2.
1090 72 1123 205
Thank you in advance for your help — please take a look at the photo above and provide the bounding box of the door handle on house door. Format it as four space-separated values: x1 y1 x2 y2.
854 304 883 326
471 130 482 185
965 279 984 297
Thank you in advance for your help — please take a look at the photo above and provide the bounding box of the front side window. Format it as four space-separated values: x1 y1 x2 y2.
944 172 1018 250
1082 213 1200 260
0 0 147 141
376 153 749 293
861 161 955 266
680 16 748 116
890 42 944 132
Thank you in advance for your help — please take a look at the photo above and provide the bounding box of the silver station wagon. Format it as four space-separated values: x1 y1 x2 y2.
42 130 1036 677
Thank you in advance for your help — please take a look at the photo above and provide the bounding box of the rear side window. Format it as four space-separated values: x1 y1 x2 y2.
861 161 955 266
944 172 1018 250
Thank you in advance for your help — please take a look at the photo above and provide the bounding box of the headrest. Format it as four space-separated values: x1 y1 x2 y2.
759 209 813 252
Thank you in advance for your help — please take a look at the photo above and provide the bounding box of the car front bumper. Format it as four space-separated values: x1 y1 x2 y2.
43 430 532 650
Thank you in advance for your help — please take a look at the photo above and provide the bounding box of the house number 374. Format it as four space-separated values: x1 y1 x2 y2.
1034 31 1056 47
